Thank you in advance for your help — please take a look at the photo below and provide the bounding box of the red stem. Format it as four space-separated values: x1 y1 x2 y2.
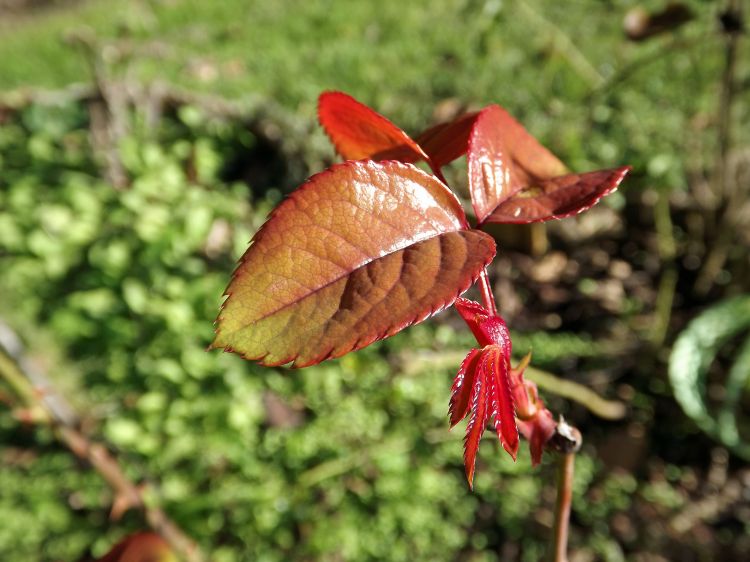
478 268 498 315
430 159 495 313
430 162 448 186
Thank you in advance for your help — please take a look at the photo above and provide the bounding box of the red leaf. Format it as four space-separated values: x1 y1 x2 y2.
485 346 519 459
517 407 557 466
454 343 520 487
415 111 479 169
466 104 630 224
318 91 429 163
450 348 482 427
213 160 495 367
96 532 176 562
484 167 631 224
454 297 512 351
463 361 489 489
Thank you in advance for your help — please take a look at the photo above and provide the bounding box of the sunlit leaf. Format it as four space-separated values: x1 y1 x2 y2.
214 160 495 367
467 104 630 224
449 348 482 427
463 361 488 488
485 345 519 458
415 111 479 169
96 532 177 562
318 91 428 163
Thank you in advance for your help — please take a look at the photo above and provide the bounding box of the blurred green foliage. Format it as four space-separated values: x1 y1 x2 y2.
2 0 745 183
0 99 567 561
0 0 746 560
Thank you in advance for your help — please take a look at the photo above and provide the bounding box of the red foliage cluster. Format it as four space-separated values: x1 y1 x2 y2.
214 91 629 484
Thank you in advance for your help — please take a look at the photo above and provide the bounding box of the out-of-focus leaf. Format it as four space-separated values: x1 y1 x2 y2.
719 335 750 447
96 532 177 562
466 105 630 224
669 295 750 459
318 91 428 163
213 160 495 367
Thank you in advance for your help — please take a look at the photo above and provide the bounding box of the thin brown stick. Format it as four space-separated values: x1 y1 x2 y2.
551 452 575 562
695 0 743 295
54 425 203 562
516 0 604 89
0 326 205 562
547 420 582 562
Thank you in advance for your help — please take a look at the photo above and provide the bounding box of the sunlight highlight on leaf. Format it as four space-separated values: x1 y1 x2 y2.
467 105 630 224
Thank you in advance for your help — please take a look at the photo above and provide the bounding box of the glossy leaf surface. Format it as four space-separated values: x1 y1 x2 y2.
214 160 495 367
449 348 482 427
485 345 518 457
463 357 489 488
318 91 428 163
467 105 630 224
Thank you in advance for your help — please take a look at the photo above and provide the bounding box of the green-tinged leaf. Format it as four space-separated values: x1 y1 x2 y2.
213 160 495 367
718 334 750 447
669 294 750 459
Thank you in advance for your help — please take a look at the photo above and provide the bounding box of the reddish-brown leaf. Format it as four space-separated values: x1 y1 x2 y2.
485 346 519 459
96 532 176 562
415 111 479 169
450 348 482 428
464 362 489 489
318 91 429 163
467 104 630 224
483 167 631 224
213 160 495 367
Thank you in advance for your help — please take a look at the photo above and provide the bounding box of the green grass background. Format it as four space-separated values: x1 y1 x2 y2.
1 1 748 561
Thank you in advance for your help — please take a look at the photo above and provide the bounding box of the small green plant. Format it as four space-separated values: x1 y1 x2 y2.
670 294 750 459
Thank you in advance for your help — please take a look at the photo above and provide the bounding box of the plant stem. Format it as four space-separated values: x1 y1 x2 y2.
695 0 743 295
650 190 678 346
546 419 582 562
432 165 449 186
516 0 604 89
551 452 576 562
0 324 205 562
478 268 498 315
